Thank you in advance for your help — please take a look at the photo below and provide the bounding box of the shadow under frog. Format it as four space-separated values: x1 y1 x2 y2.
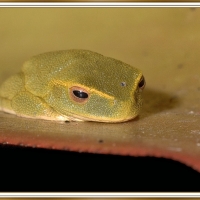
138 87 181 120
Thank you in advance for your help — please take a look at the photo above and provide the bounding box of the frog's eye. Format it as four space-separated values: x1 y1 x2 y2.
138 76 145 91
73 90 88 98
69 86 89 103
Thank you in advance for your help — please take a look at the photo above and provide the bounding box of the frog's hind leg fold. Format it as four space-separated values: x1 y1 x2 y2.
11 91 68 121
0 72 68 121
0 72 25 114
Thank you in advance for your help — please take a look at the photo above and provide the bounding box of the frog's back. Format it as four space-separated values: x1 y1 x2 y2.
21 50 105 97
22 50 141 99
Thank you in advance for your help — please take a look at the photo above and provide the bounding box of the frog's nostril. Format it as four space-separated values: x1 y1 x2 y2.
121 82 126 87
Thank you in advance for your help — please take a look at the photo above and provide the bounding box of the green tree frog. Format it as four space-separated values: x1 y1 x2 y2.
0 50 145 122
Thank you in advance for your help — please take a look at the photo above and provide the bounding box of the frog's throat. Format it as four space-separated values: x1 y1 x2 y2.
63 111 138 123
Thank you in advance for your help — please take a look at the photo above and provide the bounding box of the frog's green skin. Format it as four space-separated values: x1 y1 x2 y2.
0 50 145 123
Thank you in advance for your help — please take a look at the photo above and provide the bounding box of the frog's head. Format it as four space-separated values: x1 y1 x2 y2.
23 50 145 122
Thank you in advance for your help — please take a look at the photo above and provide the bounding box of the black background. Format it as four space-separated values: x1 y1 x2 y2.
1 144 200 192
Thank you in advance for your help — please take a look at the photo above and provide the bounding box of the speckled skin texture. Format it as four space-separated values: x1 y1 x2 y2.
0 50 144 122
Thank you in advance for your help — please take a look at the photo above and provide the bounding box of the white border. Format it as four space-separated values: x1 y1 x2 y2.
0 2 200 7
0 192 200 197
0 2 199 198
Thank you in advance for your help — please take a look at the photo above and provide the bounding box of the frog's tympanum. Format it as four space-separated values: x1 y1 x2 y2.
0 50 145 122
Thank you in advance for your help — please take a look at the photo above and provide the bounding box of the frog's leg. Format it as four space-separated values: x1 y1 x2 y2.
0 98 16 115
0 72 25 114
0 72 68 121
11 91 70 121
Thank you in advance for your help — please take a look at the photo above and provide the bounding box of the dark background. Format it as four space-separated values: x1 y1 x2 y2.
0 144 199 192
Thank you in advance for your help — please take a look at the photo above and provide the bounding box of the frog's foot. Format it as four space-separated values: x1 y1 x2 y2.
0 91 70 121
0 96 15 114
